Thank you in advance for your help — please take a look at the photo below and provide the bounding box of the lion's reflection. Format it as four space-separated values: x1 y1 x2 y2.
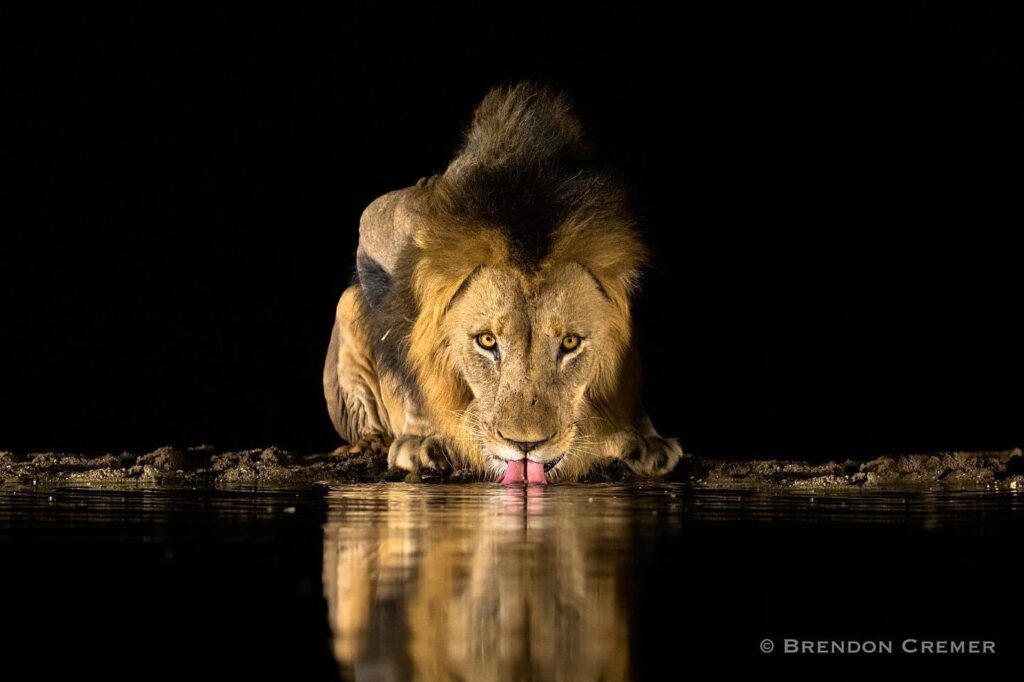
323 485 632 681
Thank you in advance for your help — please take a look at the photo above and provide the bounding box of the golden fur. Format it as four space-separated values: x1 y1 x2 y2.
324 83 681 480
323 486 632 680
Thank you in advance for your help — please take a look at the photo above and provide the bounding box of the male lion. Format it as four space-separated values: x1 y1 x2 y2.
323 83 681 483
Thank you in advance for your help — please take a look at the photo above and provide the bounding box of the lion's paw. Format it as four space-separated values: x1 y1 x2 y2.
621 435 683 477
387 434 450 473
331 432 391 459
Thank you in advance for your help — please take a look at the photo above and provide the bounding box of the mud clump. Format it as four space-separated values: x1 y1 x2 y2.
686 448 1024 489
0 444 389 487
0 445 1021 489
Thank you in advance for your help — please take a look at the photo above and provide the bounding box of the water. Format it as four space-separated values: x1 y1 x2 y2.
1 483 1020 680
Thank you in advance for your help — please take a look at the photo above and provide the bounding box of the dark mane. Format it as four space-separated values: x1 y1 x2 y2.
365 83 636 400
437 83 630 268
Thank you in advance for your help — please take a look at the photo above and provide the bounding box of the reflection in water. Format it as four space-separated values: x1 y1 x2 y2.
0 483 1019 680
323 484 654 682
323 483 1024 681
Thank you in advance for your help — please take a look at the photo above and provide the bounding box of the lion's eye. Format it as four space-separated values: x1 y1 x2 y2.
560 334 581 353
476 333 498 351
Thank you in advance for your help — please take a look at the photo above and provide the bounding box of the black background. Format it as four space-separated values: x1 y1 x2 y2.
4 3 1022 460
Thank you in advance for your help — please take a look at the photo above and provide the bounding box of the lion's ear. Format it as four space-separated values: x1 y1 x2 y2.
410 225 508 320
550 219 648 315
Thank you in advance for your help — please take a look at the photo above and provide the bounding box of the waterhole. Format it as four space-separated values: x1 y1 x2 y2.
1 483 1019 680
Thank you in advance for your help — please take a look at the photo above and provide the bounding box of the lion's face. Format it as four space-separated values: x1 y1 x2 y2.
440 261 625 480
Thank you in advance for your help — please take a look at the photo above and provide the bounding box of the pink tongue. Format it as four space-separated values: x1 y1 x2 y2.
497 459 548 485
526 460 548 485
498 459 525 485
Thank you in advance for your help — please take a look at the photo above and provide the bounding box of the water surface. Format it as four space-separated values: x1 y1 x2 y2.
1 483 1020 680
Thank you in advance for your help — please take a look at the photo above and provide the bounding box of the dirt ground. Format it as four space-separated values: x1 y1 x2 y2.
2 445 1022 489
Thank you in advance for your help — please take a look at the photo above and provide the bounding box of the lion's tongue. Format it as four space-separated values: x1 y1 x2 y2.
526 460 547 485
497 459 548 485
498 459 525 485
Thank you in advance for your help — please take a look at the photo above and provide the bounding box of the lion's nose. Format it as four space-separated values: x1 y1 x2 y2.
497 430 552 455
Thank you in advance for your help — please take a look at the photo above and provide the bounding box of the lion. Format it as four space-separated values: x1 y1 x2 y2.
323 83 681 482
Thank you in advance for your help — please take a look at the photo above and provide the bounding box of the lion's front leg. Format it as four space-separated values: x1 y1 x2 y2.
387 399 451 473
324 285 394 445
388 434 451 472
621 432 683 476
603 415 683 477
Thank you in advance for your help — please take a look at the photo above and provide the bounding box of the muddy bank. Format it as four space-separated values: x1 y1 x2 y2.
2 445 1022 489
